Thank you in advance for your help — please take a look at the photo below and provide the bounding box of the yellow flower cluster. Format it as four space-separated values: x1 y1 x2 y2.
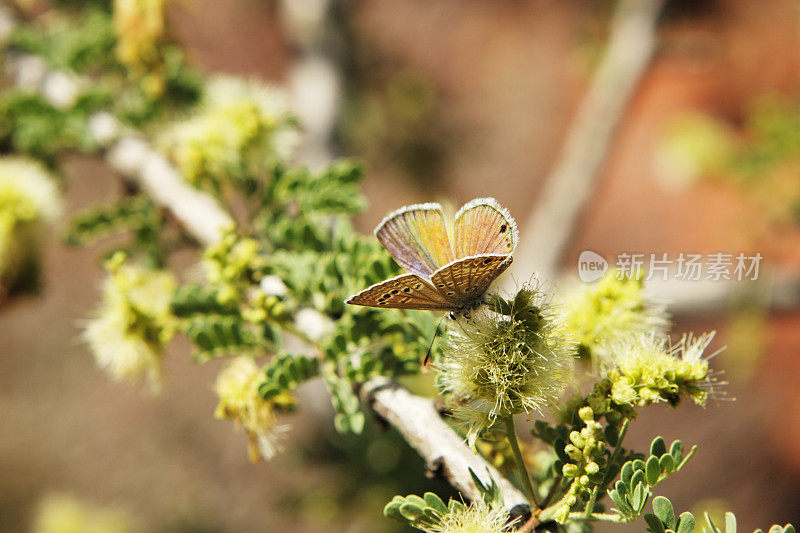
561 269 668 368
0 157 61 292
203 228 266 301
160 76 298 191
214 356 295 462
83 252 176 391
605 333 715 407
113 0 168 95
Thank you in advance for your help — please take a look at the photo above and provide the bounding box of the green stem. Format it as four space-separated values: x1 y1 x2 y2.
568 512 623 522
540 475 564 508
504 416 539 507
583 486 599 519
608 418 630 468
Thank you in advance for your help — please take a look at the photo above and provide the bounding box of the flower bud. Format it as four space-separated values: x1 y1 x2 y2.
565 444 583 461
562 464 579 478
569 430 585 448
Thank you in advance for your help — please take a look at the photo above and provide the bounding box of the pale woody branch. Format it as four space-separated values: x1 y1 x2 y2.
108 137 233 246
361 378 531 513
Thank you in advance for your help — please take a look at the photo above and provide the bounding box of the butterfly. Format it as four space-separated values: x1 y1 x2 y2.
345 197 518 315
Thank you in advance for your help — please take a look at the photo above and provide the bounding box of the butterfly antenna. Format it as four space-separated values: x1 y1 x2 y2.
422 313 450 368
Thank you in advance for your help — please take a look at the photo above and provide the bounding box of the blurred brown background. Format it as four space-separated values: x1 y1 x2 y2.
2 0 800 531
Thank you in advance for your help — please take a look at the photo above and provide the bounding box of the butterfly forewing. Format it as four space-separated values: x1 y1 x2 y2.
345 274 452 310
430 254 513 309
347 197 518 312
453 198 518 258
375 203 455 278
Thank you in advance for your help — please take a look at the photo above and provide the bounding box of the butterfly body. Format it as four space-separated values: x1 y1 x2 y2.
346 198 517 314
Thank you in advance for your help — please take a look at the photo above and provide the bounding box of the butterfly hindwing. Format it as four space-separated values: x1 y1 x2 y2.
375 203 455 278
345 273 452 310
430 254 513 309
453 198 518 258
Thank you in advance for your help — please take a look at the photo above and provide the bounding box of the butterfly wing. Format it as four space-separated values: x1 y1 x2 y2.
345 273 452 310
430 254 513 309
453 197 518 258
375 203 455 278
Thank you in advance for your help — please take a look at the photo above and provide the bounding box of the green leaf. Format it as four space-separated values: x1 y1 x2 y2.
468 468 504 508
725 512 737 533
350 412 365 434
621 461 634 487
604 425 620 447
630 470 646 493
609 489 632 517
646 456 660 486
333 413 350 433
383 496 405 520
423 493 447 516
632 482 646 513
676 512 696 533
705 512 723 533
659 454 676 475
645 513 667 533
670 440 685 464
653 497 675 530
399 502 425 522
650 436 667 458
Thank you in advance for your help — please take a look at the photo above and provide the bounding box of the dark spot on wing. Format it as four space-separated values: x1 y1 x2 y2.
483 258 493 265
499 224 507 233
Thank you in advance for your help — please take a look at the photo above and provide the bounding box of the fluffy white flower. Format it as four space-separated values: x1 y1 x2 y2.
0 157 62 221
83 255 176 391
436 287 574 447
159 75 299 190
423 502 512 533
0 157 62 288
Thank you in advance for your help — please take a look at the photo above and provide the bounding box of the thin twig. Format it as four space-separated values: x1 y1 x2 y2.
583 486 600 519
568 512 623 522
540 475 564 509
608 418 631 468
504 416 539 508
